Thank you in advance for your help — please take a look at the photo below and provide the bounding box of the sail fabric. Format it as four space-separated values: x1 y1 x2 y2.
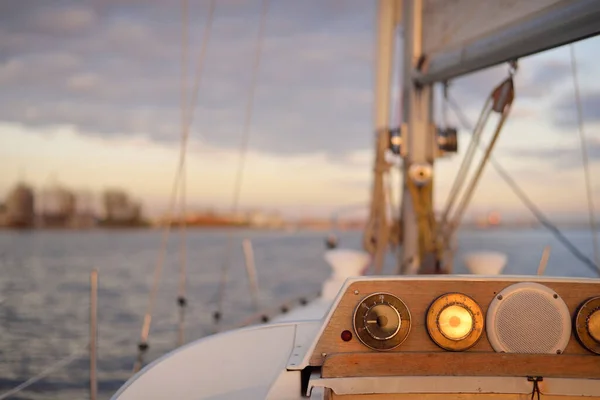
418 0 600 83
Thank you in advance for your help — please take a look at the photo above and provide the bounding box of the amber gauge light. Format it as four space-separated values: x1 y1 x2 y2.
427 293 484 351
575 297 600 355
353 292 411 351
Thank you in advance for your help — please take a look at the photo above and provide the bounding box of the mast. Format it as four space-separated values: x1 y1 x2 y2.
399 0 436 274
368 0 398 273
374 0 599 275
371 0 436 275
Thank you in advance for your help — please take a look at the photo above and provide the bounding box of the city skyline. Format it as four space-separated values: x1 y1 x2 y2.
0 178 594 227
1 1 599 221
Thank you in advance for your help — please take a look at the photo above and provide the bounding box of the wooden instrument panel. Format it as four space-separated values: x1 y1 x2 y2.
309 277 600 380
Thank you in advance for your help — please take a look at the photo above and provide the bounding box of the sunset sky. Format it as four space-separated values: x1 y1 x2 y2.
1 0 599 220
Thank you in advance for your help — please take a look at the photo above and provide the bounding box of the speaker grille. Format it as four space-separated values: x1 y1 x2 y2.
487 282 571 354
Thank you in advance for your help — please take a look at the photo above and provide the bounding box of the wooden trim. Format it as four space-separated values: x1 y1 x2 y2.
322 352 600 379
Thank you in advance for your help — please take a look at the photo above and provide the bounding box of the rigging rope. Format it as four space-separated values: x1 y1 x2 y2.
362 129 393 273
440 63 516 239
214 0 270 327
440 96 492 227
1 314 184 399
447 76 514 234
386 167 401 248
570 44 600 270
446 94 600 276
177 0 190 350
436 68 516 270
133 0 217 374
0 347 85 400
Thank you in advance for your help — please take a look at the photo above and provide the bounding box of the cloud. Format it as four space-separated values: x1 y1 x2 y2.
507 138 600 168
516 59 573 99
551 90 600 129
0 0 376 157
67 72 101 92
3 0 599 162
447 56 575 119
29 5 98 35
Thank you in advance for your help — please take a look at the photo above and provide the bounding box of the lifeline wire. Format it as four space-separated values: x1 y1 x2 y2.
177 0 190 349
570 44 600 271
215 0 270 327
133 0 217 373
0 348 85 400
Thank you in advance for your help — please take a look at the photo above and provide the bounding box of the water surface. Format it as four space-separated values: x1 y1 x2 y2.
0 228 597 399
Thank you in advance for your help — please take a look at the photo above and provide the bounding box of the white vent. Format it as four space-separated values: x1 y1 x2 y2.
486 282 571 354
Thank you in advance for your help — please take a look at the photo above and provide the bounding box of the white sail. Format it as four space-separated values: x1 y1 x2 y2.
418 0 600 83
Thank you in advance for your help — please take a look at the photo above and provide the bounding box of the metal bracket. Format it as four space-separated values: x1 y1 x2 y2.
388 127 402 155
286 321 321 370
387 124 408 157
437 127 458 154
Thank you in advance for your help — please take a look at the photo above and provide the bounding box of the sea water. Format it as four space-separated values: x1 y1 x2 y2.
0 228 598 399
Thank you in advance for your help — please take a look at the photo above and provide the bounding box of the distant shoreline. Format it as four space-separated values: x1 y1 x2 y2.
0 225 597 233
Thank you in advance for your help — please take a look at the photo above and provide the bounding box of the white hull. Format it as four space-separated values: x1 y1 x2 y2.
115 321 318 400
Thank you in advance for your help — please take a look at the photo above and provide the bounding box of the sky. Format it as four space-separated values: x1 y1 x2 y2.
1 0 599 220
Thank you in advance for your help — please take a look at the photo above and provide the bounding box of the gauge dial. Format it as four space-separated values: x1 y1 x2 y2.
438 304 474 340
353 292 411 351
589 309 600 342
427 293 484 351
575 297 600 354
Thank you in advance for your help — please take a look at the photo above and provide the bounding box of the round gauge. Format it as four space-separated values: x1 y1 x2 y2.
575 297 600 355
590 310 600 342
353 292 411 351
427 293 484 351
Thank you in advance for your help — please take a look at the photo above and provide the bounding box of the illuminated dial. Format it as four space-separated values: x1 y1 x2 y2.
575 297 600 354
353 293 411 351
588 309 600 343
427 293 484 351
438 304 474 340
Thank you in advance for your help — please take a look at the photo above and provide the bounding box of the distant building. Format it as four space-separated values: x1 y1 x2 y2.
4 183 35 228
247 210 285 228
0 202 6 227
70 190 96 228
487 211 502 226
102 189 143 226
41 185 77 227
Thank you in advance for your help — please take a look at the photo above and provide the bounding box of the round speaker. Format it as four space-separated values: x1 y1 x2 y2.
486 282 571 354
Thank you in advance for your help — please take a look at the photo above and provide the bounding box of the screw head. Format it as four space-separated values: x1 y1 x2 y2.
497 295 503 300
354 290 359 295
